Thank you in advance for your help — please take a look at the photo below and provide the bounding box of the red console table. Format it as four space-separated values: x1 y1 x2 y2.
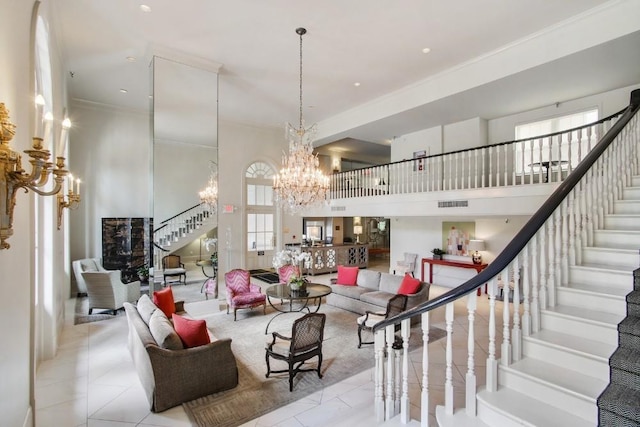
421 258 488 294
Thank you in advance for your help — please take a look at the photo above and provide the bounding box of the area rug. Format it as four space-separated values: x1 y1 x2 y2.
182 305 445 427
251 272 281 284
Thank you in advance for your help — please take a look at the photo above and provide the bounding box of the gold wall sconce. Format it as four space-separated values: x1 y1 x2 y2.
57 174 81 230
0 100 72 249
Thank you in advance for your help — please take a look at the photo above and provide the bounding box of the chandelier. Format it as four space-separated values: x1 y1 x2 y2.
273 27 329 214
199 161 218 212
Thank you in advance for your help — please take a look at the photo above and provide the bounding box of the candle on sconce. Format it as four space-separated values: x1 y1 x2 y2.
68 174 74 194
34 95 45 140
42 112 53 151
76 179 81 196
57 118 71 158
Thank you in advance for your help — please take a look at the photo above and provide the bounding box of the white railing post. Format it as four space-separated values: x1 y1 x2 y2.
400 318 411 424
522 245 531 336
445 302 454 415
386 324 395 420
374 329 385 422
486 278 498 392
500 269 512 367
421 312 430 427
466 291 477 416
512 257 522 361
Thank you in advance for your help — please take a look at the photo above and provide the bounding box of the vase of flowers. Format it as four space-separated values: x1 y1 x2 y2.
288 275 308 295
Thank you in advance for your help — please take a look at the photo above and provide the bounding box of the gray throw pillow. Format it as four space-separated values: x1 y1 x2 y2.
136 294 157 325
149 310 184 350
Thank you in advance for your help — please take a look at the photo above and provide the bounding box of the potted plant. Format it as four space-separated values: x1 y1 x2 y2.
288 275 308 295
137 265 150 283
431 248 446 260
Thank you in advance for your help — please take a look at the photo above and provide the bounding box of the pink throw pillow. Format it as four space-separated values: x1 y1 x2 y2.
398 274 421 295
153 287 176 317
336 266 359 286
172 314 211 348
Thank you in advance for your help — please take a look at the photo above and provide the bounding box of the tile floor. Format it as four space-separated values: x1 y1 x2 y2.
35 261 503 427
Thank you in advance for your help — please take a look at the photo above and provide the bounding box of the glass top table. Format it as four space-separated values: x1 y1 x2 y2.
264 283 332 334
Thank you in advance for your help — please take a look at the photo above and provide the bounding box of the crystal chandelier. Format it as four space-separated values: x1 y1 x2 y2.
273 27 329 214
199 161 218 212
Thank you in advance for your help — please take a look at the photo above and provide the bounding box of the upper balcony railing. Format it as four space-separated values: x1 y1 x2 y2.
329 108 626 200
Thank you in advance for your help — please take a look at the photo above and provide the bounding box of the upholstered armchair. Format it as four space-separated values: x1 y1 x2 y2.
266 313 326 391
224 269 266 321
356 294 407 348
162 254 187 286
394 252 418 277
278 264 300 284
72 258 108 295
81 271 141 314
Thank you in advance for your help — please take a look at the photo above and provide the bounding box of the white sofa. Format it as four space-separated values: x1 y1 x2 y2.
327 269 430 316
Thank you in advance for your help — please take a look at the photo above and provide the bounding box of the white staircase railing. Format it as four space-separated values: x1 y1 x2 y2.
153 203 216 269
371 90 639 425
330 111 622 200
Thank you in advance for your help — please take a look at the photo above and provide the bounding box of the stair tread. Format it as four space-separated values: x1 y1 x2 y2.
527 329 615 359
573 262 635 273
611 346 640 371
562 282 630 297
598 383 640 422
505 357 607 399
544 304 624 326
435 407 491 427
477 387 593 427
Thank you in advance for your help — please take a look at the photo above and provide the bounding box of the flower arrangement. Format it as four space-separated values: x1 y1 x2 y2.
272 248 311 270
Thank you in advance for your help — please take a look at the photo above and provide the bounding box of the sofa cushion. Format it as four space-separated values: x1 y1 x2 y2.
336 266 358 286
360 291 395 307
398 274 421 295
153 287 176 317
357 269 381 290
330 284 373 300
148 310 184 350
136 294 157 325
80 259 99 272
172 314 211 348
379 273 404 294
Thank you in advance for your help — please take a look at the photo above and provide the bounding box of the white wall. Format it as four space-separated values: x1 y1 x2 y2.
390 216 529 286
444 117 488 151
391 126 442 162
69 101 152 261
488 83 640 143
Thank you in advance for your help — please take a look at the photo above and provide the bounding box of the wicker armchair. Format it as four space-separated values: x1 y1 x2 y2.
81 271 140 314
266 313 326 391
356 294 407 348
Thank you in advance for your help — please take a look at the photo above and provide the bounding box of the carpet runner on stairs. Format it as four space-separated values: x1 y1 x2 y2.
597 268 640 426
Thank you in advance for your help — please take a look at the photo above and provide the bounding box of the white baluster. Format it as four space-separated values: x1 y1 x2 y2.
512 257 521 361
481 147 486 188
488 146 493 187
466 291 477 416
421 311 430 427
531 234 540 333
503 144 508 186
394 342 401 417
521 245 531 336
445 302 454 415
539 224 548 310
547 136 553 182
454 152 459 190
386 324 395 420
374 329 385 422
401 318 411 423
561 203 569 286
528 139 534 184
467 151 471 189
501 269 512 366
474 149 479 189
486 278 498 392
537 138 544 183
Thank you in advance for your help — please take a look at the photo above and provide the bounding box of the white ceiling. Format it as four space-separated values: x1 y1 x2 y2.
53 0 639 154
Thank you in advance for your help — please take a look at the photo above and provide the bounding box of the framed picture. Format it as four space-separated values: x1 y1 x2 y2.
413 149 427 172
442 221 476 256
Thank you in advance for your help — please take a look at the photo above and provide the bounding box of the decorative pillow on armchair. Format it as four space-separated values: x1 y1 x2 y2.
336 265 359 286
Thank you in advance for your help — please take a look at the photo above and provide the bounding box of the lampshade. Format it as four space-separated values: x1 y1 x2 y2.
353 225 363 235
468 239 485 252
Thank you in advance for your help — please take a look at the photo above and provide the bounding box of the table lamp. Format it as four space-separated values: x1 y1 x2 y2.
468 239 486 264
353 225 363 244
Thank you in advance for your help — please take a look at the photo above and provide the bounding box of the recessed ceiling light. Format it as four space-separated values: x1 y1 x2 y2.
422 47 431 54
126 56 136 62
354 82 361 87
119 89 128 94
139 4 151 12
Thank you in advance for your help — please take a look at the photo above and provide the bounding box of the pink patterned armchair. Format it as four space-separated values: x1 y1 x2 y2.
224 269 266 321
278 264 300 284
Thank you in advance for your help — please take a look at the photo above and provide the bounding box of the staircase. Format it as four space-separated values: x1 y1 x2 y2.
369 89 640 426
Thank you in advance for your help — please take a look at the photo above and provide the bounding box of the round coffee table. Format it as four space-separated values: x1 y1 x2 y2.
264 283 332 334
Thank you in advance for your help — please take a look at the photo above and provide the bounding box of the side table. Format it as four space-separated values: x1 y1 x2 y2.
421 258 488 295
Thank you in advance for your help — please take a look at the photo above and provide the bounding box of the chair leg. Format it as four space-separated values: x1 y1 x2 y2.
234 308 237 321
263 303 266 315
89 308 93 315
317 354 323 379
265 353 271 378
289 361 294 392
357 325 363 348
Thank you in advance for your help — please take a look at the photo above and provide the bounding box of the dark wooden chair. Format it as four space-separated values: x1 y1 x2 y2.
162 254 187 286
356 294 407 348
265 313 326 391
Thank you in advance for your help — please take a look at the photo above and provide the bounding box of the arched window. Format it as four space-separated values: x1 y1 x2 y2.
245 162 276 270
